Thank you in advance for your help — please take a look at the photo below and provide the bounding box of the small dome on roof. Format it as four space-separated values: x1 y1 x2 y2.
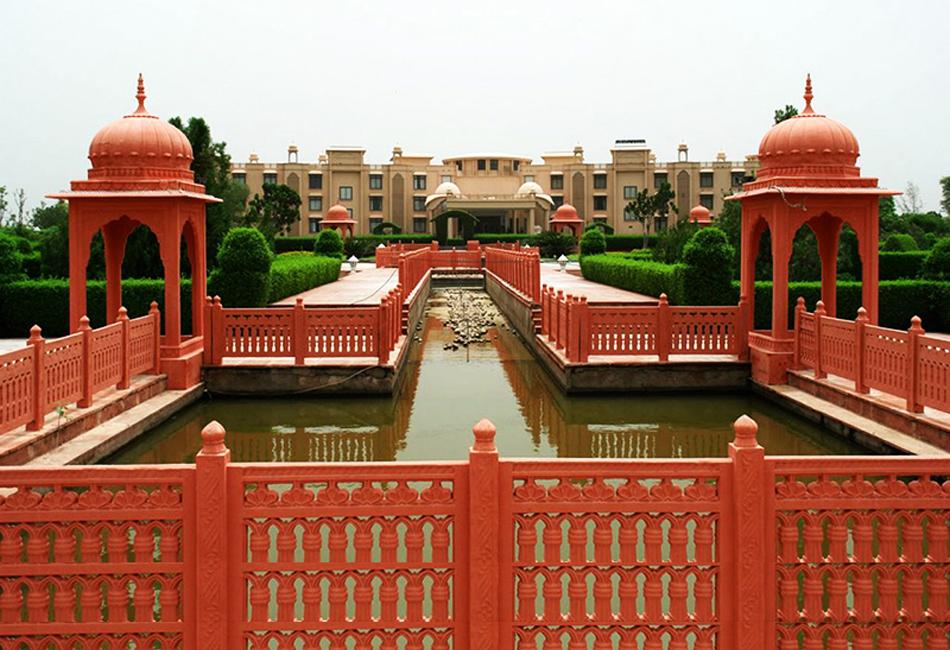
516 181 544 197
323 203 354 223
550 202 582 223
433 181 461 197
87 75 193 178
689 204 712 223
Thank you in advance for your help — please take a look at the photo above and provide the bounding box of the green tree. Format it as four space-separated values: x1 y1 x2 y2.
922 237 950 280
879 195 900 234
169 116 249 264
897 181 923 214
0 232 24 281
624 182 675 248
774 105 799 124
207 228 272 307
579 228 606 256
244 183 302 242
0 186 7 225
31 201 68 230
941 176 950 216
682 227 734 305
314 229 344 258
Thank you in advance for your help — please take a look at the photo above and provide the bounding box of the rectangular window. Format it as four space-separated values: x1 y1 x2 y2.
308 173 323 189
654 172 668 189
489 159 499 171
413 196 426 212
263 172 278 185
413 218 428 233
369 196 383 212
308 196 323 212
524 175 535 183
623 206 637 221
731 171 745 187
550 174 564 190
593 173 607 189
347 208 354 219
441 175 452 183
369 174 383 190
232 172 246 184
339 186 353 201
369 217 383 232
456 160 463 171
552 195 564 207
623 185 638 199
699 194 714 210
513 160 520 171
308 218 320 233
700 172 714 188
477 159 486 171
413 175 427 190
593 195 608 211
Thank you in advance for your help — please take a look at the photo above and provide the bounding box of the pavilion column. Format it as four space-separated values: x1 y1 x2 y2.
184 218 206 338
102 220 134 324
739 212 760 328
770 223 793 338
159 228 182 348
858 204 880 324
812 217 843 319
68 219 94 332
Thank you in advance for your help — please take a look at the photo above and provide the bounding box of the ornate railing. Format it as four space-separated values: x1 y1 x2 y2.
2 417 947 648
484 247 541 303
0 306 161 435
794 298 950 413
540 289 749 363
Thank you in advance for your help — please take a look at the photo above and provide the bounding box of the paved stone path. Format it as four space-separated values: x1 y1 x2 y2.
540 262 657 305
274 264 399 306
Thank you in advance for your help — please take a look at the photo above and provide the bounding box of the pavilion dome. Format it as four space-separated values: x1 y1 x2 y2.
756 75 859 180
87 75 193 180
433 180 461 197
689 204 711 221
516 181 543 196
323 203 354 222
550 202 582 223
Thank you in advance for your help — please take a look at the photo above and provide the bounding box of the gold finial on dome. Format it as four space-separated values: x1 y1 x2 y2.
135 73 147 114
803 73 814 114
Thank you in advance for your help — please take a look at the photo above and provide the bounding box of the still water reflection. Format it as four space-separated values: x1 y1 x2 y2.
105 290 867 464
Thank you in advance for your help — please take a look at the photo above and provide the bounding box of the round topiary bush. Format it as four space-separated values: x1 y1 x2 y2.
579 228 607 256
682 227 735 305
882 233 918 252
208 227 272 307
922 237 950 280
314 229 344 258
0 232 24 282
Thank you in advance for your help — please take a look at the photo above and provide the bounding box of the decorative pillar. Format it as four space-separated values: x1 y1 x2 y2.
770 222 792 338
468 419 500 649
812 217 842 319
195 420 231 649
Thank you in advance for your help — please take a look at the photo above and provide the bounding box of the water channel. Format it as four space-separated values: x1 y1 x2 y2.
105 288 868 464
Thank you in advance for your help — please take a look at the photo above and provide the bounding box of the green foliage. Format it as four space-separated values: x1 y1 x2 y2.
267 253 340 303
30 201 68 230
536 231 576 258
274 234 433 254
474 233 538 245
623 182 675 246
652 219 699 264
372 221 402 235
314 229 344 258
941 176 950 217
585 221 614 235
682 227 735 305
922 238 950 280
0 232 24 282
882 233 918 251
244 183 302 242
879 251 927 280
580 254 686 304
0 278 191 338
879 196 900 233
432 209 478 243
774 105 799 124
579 228 606 257
624 250 654 261
209 228 272 307
343 237 374 259
169 116 249 263
604 234 657 251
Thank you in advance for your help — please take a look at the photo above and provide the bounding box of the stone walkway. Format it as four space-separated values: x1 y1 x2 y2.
274 264 399 307
540 262 657 305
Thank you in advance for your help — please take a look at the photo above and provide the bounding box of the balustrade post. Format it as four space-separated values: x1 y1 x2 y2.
530 251 540 302
118 306 130 390
566 297 578 362
907 316 924 413
814 301 826 379
149 301 161 373
555 290 565 349
293 298 306 365
202 297 214 365
728 415 771 650
577 296 590 363
791 297 805 369
78 316 93 408
657 294 670 362
195 421 232 649
26 325 45 431
211 297 224 366
468 419 500 649
854 307 869 394
377 301 388 365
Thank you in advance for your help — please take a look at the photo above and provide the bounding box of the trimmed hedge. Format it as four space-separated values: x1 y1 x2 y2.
605 234 657 251
268 253 340 303
879 251 927 280
579 228 607 256
682 228 734 305
275 233 433 254
0 278 191 338
474 234 538 245
208 228 272 308
314 230 344 258
579 255 686 304
881 233 918 252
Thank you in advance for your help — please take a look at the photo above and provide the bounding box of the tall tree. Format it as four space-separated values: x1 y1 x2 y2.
12 189 26 227
624 182 675 248
168 116 249 263
0 186 8 226
31 201 69 229
940 176 950 216
244 183 302 242
897 181 923 214
774 104 799 124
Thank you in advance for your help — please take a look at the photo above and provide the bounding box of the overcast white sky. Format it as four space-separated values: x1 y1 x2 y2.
1 1 948 213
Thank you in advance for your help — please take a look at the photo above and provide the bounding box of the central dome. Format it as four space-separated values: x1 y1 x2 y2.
756 75 859 179
87 75 193 179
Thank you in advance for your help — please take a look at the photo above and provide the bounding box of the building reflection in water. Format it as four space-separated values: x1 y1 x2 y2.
105 293 866 465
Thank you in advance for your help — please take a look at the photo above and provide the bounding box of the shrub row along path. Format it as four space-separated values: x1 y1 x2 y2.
274 263 398 306
541 261 658 305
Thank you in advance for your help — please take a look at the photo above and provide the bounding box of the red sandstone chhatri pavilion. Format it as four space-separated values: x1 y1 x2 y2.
548 201 584 237
320 202 357 238
48 75 220 389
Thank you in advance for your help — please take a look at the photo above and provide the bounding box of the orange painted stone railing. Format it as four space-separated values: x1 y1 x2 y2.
484 247 541 303
1 416 948 648
0 305 160 435
204 291 403 366
375 242 432 268
540 288 750 363
794 297 950 413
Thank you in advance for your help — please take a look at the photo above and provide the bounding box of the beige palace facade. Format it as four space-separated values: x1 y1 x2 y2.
230 141 758 237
